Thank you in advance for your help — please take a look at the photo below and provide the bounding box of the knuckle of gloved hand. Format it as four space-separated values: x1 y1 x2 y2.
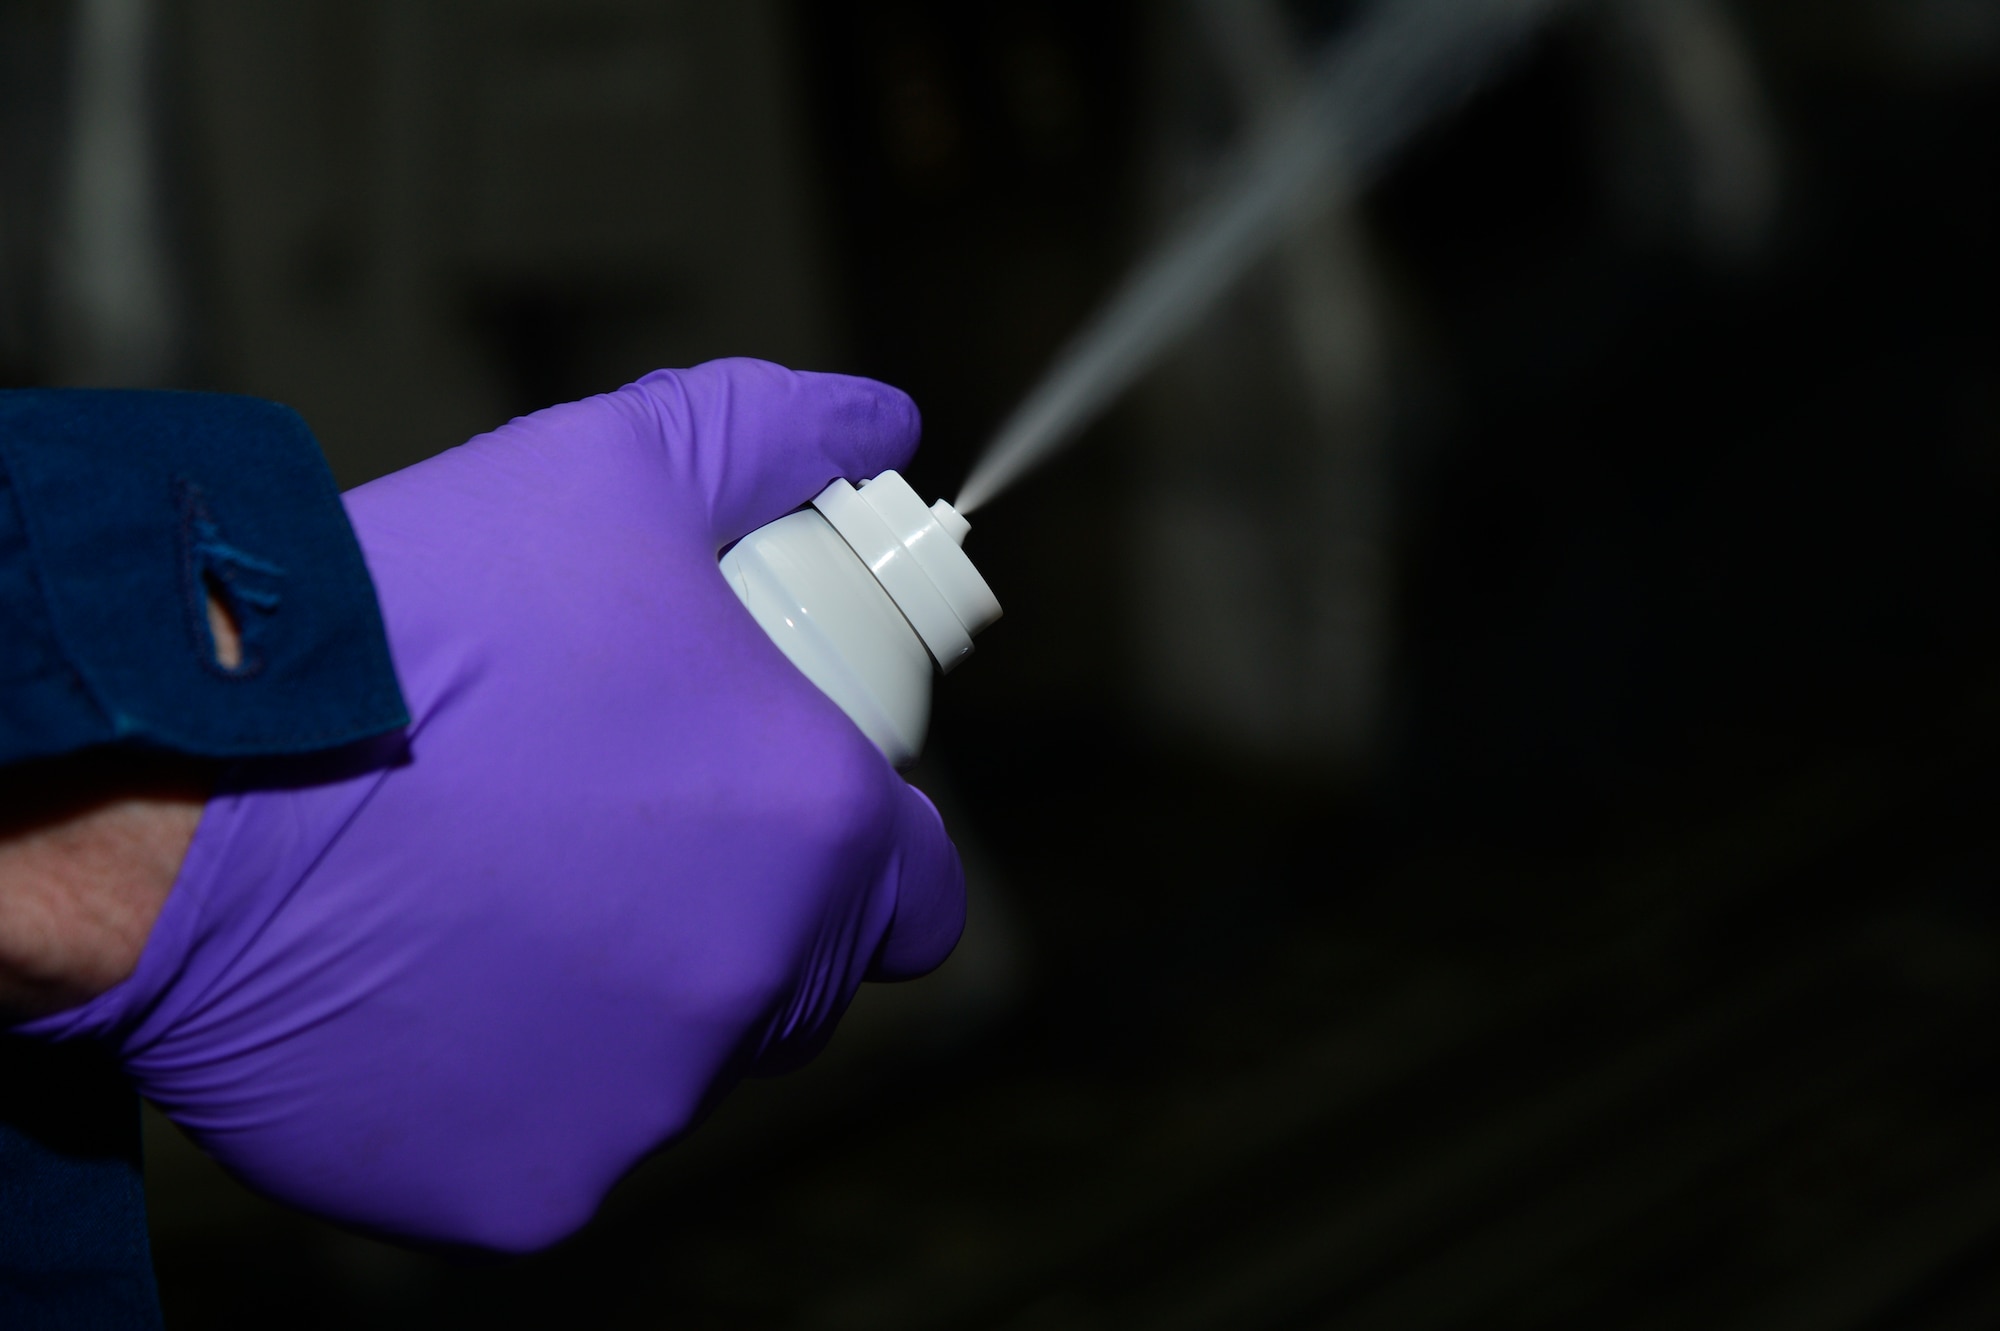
449 1181 599 1255
777 726 900 871
683 929 805 1038
633 715 901 1040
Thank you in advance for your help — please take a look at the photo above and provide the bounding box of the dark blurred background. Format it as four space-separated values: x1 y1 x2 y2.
7 0 2000 1326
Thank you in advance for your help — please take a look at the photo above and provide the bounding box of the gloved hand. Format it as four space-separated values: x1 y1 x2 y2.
20 359 965 1251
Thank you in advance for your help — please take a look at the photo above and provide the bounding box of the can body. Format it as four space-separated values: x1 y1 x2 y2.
719 507 934 765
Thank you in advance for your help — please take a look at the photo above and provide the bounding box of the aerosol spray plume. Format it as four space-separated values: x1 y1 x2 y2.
954 0 1571 516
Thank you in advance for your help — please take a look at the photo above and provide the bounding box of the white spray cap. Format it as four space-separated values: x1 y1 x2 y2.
812 471 1002 673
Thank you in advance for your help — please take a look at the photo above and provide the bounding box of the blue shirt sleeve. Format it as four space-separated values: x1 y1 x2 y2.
0 1037 161 1330
0 388 407 764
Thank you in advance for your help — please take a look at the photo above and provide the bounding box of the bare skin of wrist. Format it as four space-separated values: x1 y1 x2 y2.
0 749 210 1020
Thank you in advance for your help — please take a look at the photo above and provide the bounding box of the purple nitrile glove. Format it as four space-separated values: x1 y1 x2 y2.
22 359 965 1251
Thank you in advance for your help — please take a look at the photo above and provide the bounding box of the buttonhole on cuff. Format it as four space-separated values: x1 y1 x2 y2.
203 573 244 670
178 479 285 679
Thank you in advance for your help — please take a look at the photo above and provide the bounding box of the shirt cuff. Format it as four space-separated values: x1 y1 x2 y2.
0 389 407 763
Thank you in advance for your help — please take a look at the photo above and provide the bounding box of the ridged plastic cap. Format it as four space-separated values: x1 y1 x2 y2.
813 471 1002 672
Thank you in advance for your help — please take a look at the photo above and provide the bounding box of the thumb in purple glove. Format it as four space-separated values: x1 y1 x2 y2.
21 359 966 1251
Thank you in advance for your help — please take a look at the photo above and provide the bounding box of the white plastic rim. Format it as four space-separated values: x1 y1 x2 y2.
815 471 1002 674
855 476 1001 644
814 479 972 669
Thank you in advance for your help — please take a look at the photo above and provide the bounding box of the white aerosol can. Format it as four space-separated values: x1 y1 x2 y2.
719 471 1001 767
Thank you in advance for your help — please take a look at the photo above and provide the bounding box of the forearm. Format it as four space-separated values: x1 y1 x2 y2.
0 751 208 1019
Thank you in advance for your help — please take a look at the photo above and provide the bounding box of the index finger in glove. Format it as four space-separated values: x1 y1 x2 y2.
628 358 922 549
